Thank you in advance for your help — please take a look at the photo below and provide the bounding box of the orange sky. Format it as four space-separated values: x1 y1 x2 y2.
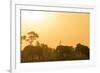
21 10 89 50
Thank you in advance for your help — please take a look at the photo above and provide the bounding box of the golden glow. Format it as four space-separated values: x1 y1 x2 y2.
22 11 48 25
21 10 89 50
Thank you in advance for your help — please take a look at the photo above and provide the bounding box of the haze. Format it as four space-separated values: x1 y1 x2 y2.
21 10 89 50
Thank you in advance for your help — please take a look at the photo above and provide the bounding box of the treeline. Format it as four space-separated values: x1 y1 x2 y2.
21 31 89 63
21 43 89 63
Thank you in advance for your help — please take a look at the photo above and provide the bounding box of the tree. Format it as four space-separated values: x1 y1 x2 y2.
21 35 26 44
27 31 39 45
75 43 89 59
21 35 26 40
56 45 74 60
36 41 40 46
22 45 43 62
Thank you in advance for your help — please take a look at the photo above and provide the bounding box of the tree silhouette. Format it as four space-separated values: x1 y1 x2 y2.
75 43 89 59
36 41 40 46
27 31 39 45
21 35 26 44
56 45 74 60
22 45 43 62
21 32 90 62
21 35 26 40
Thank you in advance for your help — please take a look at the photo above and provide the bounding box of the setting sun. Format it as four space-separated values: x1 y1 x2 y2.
22 11 48 25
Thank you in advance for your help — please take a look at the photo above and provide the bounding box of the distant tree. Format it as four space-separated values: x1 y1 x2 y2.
22 45 43 62
75 43 89 59
56 45 74 60
21 35 26 40
27 31 39 45
41 43 48 48
21 35 26 44
36 41 40 46
40 43 49 60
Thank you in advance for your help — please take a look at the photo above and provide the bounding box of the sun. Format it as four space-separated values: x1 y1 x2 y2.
22 11 48 24
31 12 46 22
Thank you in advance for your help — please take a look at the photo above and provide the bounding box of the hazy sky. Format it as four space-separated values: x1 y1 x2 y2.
21 10 89 50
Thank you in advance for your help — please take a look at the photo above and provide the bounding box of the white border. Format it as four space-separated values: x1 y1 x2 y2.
11 3 95 73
